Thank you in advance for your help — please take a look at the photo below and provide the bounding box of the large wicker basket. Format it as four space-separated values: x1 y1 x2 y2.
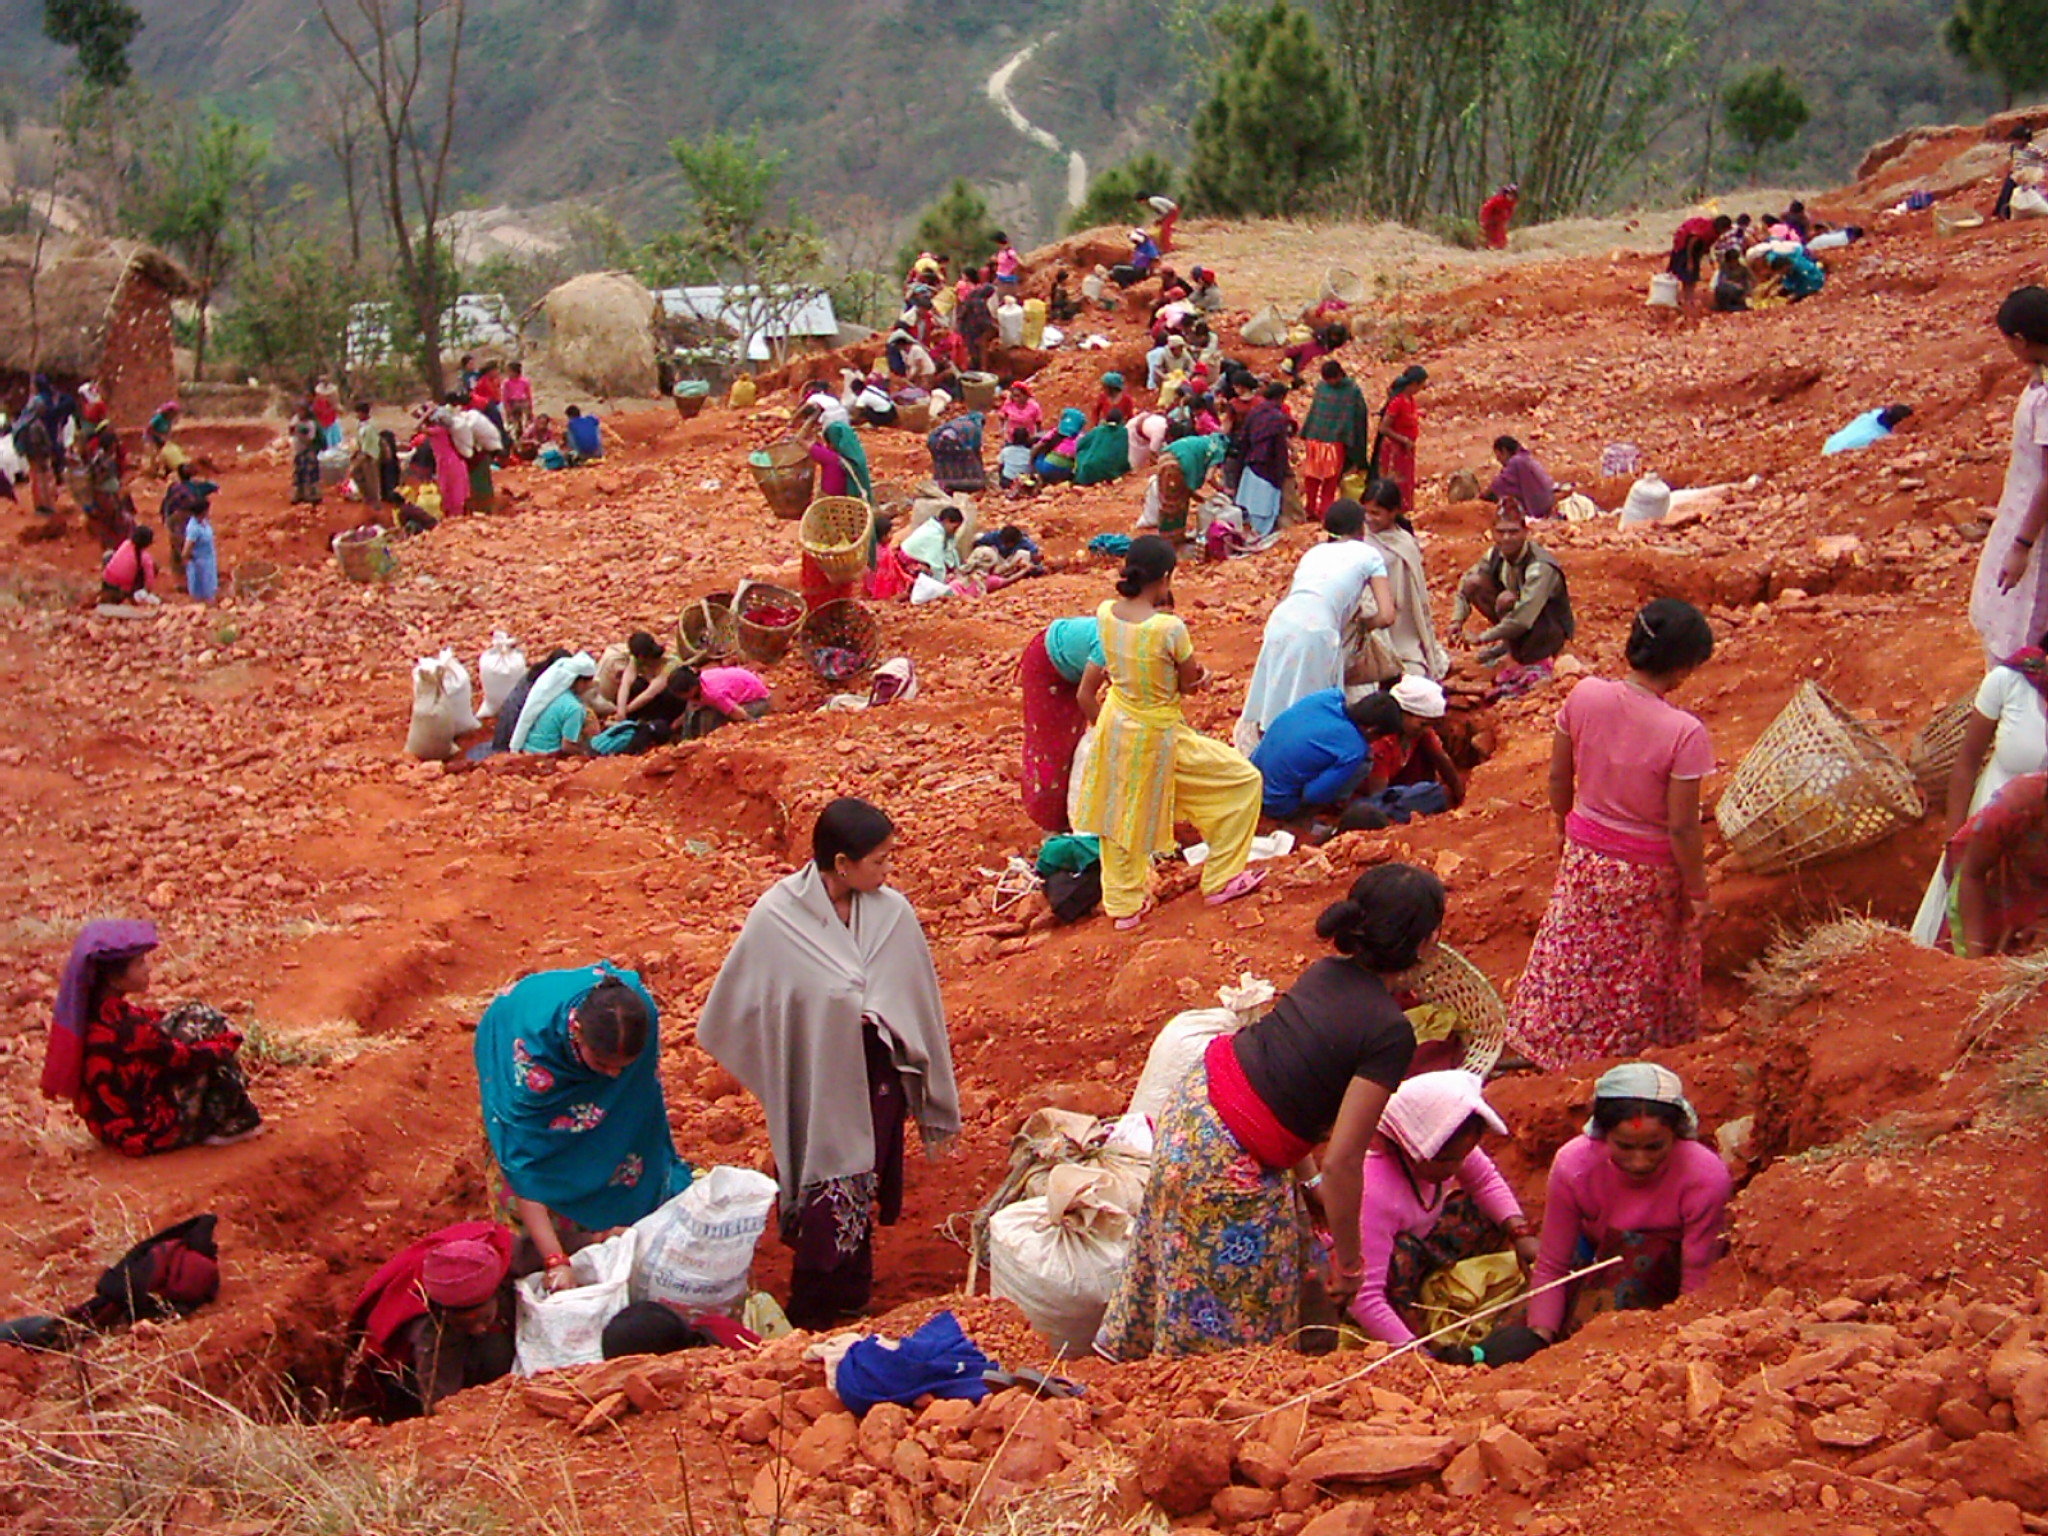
1907 694 1977 797
233 560 280 600
734 583 806 666
800 496 875 587
896 398 933 433
676 596 738 666
1716 681 1924 874
332 526 396 583
801 600 880 683
1407 944 1507 1078
959 371 998 411
747 440 816 520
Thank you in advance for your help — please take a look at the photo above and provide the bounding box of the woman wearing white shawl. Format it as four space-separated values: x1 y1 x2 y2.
509 652 597 753
698 798 960 1328
1360 477 1450 680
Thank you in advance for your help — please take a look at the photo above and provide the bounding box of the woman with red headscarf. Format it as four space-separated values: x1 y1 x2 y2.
346 1222 516 1419
42 920 262 1156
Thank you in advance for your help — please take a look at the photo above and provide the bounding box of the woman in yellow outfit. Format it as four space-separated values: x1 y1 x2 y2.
1075 536 1267 928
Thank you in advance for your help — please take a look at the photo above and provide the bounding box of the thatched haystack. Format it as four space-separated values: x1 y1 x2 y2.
0 238 195 428
542 272 658 398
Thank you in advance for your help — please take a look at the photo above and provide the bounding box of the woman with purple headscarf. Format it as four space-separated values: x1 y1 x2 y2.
42 921 262 1156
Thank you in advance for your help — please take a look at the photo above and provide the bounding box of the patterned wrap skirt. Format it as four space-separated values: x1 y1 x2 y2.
1019 632 1086 832
1095 1056 1306 1360
1506 841 1702 1071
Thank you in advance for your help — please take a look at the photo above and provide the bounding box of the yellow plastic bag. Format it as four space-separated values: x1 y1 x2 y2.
729 377 758 409
1404 1002 1464 1045
1413 1251 1526 1348
1339 469 1369 502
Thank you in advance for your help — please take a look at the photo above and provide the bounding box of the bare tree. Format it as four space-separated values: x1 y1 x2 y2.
304 67 371 264
316 0 467 397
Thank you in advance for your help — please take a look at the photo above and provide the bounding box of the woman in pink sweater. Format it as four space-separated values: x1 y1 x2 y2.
1525 1062 1731 1342
1348 1071 1537 1345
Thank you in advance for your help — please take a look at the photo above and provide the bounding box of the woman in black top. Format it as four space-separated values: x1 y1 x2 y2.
1096 862 1441 1359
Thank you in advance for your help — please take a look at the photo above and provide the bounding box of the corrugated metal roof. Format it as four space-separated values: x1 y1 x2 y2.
654 285 838 361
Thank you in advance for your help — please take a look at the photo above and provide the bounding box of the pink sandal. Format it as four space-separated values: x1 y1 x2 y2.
1204 867 1267 907
1113 901 1155 931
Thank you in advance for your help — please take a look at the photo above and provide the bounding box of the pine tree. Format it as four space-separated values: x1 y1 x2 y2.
899 179 999 277
1944 0 2048 108
1185 2 1362 218
1721 66 1811 181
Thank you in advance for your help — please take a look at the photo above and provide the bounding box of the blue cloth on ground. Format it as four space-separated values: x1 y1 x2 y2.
834 1310 995 1417
589 721 645 756
1251 688 1368 818
1087 533 1132 557
1822 410 1892 455
1357 782 1450 823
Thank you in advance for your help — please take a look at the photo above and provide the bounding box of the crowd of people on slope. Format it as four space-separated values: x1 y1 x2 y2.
1666 200 1861 316
465 632 775 762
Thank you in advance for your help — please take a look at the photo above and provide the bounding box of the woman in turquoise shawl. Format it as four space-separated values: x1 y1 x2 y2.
475 964 692 1289
824 421 874 501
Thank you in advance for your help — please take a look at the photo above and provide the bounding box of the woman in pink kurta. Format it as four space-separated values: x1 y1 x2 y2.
1970 287 2048 664
1526 1062 1730 1339
424 410 468 517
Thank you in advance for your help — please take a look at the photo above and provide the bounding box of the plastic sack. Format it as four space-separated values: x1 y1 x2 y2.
478 631 526 719
1241 305 1287 348
988 1165 1133 1355
1414 1251 1527 1349
513 1229 635 1375
1619 472 1671 526
2013 187 2048 220
1128 975 1275 1126
996 297 1025 349
910 572 952 605
630 1166 779 1318
404 652 472 761
434 647 482 733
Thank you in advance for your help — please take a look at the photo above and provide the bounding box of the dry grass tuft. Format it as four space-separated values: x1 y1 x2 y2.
974 1454 1148 1536
1966 949 2048 1055
1741 915 1900 1022
1 1355 508 1536
240 1015 377 1073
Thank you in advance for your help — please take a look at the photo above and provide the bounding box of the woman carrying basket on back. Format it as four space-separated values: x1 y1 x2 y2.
1507 599 1716 1071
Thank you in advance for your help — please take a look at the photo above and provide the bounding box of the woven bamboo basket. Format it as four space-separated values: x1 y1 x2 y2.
896 398 933 432
801 600 880 683
1907 695 1977 797
734 582 806 666
960 371 999 410
232 560 280 599
332 526 396 583
1409 944 1507 1078
1716 681 1924 874
747 440 816 520
800 496 875 587
675 596 739 666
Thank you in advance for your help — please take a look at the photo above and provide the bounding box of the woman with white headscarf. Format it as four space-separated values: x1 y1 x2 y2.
1360 477 1449 680
1350 1070 1534 1346
1235 499 1395 756
511 652 597 754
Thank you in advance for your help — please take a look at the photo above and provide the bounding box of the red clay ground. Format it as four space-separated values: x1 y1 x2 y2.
3 120 2048 1534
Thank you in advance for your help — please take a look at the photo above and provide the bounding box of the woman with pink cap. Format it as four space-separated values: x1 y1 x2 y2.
1348 1070 1535 1346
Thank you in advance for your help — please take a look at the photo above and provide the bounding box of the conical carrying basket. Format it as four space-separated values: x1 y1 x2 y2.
748 440 816 520
1409 944 1506 1078
1715 681 1923 874
800 496 875 587
1906 694 1976 797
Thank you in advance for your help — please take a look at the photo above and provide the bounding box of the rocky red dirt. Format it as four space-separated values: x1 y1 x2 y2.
3 122 2048 1533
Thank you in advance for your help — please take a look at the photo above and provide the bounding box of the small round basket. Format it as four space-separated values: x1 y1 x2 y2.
676 596 739 666
896 398 933 433
1406 944 1507 1078
801 600 880 683
734 583 806 666
1907 694 1976 797
1715 681 1924 874
233 560 280 600
747 440 816 520
800 496 876 587
959 371 999 411
332 526 396 583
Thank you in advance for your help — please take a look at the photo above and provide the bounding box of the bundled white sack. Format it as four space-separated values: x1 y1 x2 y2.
435 647 482 733
630 1166 778 1318
513 1228 635 1375
989 1164 1133 1355
1128 974 1277 1127
478 631 526 719
996 296 1025 348
404 652 472 760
